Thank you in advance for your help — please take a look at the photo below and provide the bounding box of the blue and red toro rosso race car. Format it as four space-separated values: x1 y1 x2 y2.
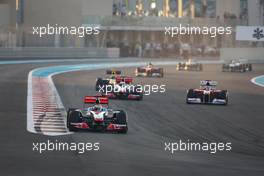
67 96 128 133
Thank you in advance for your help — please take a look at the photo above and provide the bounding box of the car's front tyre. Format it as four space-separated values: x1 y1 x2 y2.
67 110 81 132
115 110 128 134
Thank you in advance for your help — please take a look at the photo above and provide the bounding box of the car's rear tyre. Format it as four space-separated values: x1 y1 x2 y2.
95 78 103 91
95 78 109 92
138 95 143 101
219 90 228 105
248 64 252 71
176 65 180 71
159 68 164 77
135 68 143 77
186 89 195 104
241 66 246 72
222 65 228 72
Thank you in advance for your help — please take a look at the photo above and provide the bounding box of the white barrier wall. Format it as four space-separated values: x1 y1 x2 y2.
220 48 264 62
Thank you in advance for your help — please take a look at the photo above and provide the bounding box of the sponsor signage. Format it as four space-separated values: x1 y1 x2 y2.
236 26 264 41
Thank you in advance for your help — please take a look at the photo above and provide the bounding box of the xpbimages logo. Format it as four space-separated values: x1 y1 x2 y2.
164 140 232 154
32 140 100 154
165 24 232 38
32 24 100 37
98 84 166 96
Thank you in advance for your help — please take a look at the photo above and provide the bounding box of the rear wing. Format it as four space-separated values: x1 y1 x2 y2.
238 59 249 63
228 59 249 64
187 59 197 64
106 70 121 75
200 80 217 87
84 96 108 105
115 76 133 84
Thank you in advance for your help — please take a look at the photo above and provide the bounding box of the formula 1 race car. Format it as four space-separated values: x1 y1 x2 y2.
95 69 132 91
186 80 228 105
105 69 121 75
176 59 203 71
101 81 143 100
222 60 252 72
135 63 164 77
67 96 128 133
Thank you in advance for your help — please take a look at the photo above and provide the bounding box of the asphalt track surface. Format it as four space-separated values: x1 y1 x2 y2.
0 60 264 176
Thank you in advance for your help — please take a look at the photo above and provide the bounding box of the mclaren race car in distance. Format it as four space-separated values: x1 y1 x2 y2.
67 96 128 133
222 59 252 72
176 59 203 71
186 80 228 105
135 62 164 77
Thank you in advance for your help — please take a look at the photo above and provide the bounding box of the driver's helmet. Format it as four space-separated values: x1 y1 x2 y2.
231 60 237 64
204 82 211 90
118 81 126 87
93 104 102 111
205 86 211 91
147 62 153 67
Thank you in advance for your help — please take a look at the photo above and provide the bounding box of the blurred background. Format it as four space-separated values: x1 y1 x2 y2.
0 0 263 58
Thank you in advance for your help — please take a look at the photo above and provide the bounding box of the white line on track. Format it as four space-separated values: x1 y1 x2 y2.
251 75 264 87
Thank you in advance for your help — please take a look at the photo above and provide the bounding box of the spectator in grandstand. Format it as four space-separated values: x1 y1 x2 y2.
144 42 151 57
121 4 127 16
136 0 143 16
154 42 162 57
113 3 118 16
135 42 142 57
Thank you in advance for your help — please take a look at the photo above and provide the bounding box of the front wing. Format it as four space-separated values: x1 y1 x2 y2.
104 92 143 100
186 97 227 105
69 122 127 132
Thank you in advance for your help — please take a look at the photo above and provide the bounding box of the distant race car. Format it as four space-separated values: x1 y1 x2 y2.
67 96 128 133
102 81 144 100
135 63 164 77
186 80 228 105
222 60 252 72
95 69 131 91
105 69 122 75
176 59 203 71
